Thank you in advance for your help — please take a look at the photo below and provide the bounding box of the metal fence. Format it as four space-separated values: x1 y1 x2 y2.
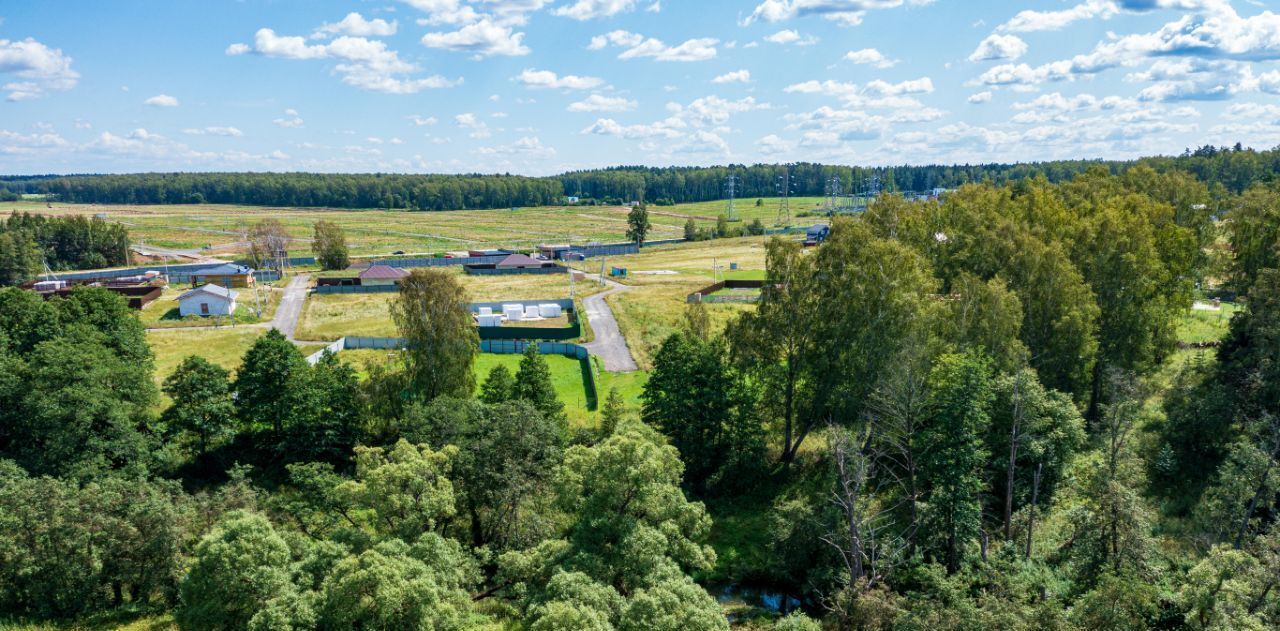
464 265 569 276
468 298 574 313
372 255 508 269
313 284 400 295
48 263 281 285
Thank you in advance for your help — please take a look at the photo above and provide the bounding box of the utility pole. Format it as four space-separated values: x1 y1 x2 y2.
776 166 794 226
725 173 738 222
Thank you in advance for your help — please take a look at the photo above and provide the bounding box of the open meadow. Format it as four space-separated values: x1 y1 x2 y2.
0 198 815 259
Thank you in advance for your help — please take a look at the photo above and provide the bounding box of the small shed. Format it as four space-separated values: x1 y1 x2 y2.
178 284 239 317
805 224 831 245
191 264 255 288
538 244 572 260
359 264 410 286
496 253 545 270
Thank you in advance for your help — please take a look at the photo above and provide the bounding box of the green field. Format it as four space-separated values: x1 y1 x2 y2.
338 349 603 429
1175 301 1239 344
0 198 816 260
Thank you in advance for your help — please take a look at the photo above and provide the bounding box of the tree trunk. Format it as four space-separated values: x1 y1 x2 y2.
1234 450 1276 549
1025 463 1041 560
781 360 796 465
1004 377 1023 540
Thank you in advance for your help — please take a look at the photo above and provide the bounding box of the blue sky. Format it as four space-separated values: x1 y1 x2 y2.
2 0 1279 175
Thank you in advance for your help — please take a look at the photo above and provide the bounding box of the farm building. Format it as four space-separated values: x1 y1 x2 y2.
178 284 239 317
538 244 572 260
191 264 255 288
805 224 831 246
27 275 165 309
358 264 410 286
496 253 547 270
468 249 512 257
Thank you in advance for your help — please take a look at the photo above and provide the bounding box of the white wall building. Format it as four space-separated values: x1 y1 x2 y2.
178 284 239 317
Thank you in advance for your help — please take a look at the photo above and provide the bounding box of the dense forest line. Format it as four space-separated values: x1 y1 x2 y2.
2 144 1278 210
3 159 1280 629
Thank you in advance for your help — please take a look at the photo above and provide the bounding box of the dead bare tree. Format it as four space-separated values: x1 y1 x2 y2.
246 219 290 270
867 342 931 552
821 424 909 619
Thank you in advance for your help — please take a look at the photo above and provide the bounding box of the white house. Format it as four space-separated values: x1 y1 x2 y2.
178 284 239 317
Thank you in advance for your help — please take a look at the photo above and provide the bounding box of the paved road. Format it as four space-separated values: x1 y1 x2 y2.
272 273 310 341
582 277 639 372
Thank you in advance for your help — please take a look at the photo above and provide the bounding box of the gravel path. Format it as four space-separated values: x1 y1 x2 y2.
272 273 310 341
582 276 639 372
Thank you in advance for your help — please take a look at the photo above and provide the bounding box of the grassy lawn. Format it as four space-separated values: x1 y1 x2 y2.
338 349 602 429
138 285 281 329
1175 301 1238 344
594 362 649 410
296 293 398 341
147 327 267 386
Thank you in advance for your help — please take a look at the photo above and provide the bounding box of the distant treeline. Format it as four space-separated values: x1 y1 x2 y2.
3 144 1278 209
0 173 565 211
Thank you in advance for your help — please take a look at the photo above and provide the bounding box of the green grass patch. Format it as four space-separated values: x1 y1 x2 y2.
1175 302 1237 344
339 350 601 430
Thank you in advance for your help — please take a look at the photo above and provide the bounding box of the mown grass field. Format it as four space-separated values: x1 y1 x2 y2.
337 349 602 429
0 197 816 259
1175 301 1238 344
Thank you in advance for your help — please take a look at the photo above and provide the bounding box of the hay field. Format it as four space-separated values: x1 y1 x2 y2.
0 197 818 259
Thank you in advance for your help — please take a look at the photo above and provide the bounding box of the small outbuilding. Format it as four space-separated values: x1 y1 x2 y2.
359 264 410 286
178 284 239 317
496 253 546 270
191 264 255 288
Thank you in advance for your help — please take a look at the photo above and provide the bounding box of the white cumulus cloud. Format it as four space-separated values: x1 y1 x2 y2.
516 68 604 89
553 0 639 20
229 28 461 94
764 30 819 46
0 37 79 101
144 94 179 107
568 94 638 112
182 126 243 136
969 34 1028 62
712 69 751 83
588 30 718 62
313 12 397 39
844 48 897 68
421 19 531 57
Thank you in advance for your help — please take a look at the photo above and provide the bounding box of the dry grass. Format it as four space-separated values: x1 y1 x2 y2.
147 327 266 386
